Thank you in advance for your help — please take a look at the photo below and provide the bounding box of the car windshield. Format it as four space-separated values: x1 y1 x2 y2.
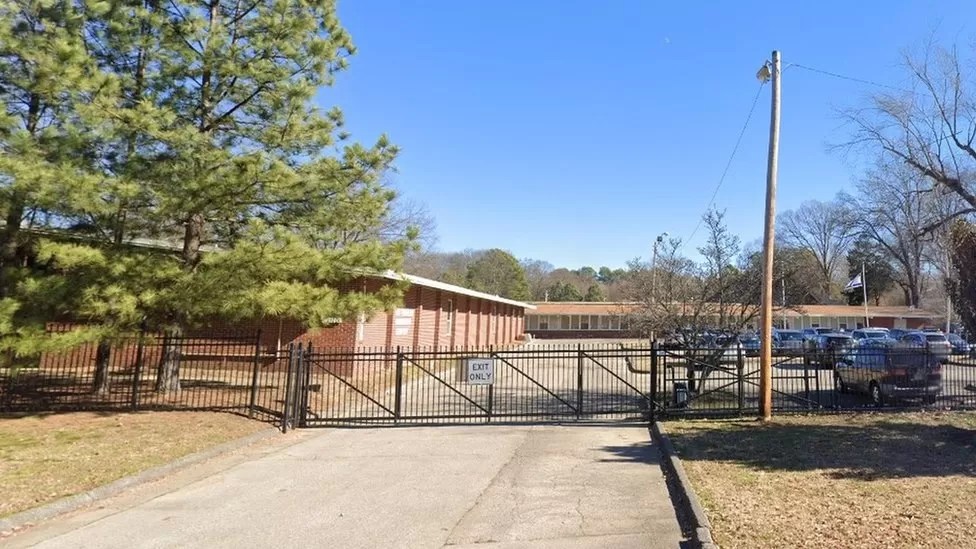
863 331 887 338
778 332 803 341
947 334 963 343
827 337 853 346
740 336 758 343
925 334 947 342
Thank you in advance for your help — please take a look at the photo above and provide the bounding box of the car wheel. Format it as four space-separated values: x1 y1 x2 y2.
834 373 848 394
869 382 884 407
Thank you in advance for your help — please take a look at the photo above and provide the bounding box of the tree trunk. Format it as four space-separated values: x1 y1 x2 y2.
0 194 25 298
155 330 182 393
93 339 112 395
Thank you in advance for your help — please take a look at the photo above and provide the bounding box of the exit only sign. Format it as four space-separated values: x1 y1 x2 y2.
464 358 494 385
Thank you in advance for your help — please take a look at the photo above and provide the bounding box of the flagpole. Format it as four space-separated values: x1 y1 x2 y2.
862 263 869 328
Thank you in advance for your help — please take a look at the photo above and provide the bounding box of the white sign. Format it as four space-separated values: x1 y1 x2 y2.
465 358 494 385
393 308 414 327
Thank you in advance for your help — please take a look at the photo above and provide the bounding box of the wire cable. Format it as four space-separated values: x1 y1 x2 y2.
681 81 766 250
788 63 911 93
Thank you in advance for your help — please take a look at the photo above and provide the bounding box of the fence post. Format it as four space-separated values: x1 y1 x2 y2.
394 346 403 423
487 345 494 423
650 340 658 422
576 343 583 420
737 342 745 415
281 343 295 433
806 349 816 409
130 325 147 410
249 329 262 418
299 342 311 427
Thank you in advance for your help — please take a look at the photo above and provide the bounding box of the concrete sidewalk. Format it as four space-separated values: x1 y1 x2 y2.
8 425 685 548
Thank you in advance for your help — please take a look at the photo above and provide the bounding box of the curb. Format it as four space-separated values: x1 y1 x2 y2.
651 421 718 549
0 425 281 536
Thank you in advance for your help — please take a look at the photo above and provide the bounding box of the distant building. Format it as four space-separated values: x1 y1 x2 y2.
525 302 941 339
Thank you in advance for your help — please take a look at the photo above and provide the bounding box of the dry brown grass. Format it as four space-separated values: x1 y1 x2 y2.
0 411 265 518
666 412 976 549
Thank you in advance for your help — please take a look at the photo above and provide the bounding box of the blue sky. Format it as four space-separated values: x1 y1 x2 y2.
323 0 976 269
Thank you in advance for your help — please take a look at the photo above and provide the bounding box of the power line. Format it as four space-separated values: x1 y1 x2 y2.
788 63 911 93
681 81 766 250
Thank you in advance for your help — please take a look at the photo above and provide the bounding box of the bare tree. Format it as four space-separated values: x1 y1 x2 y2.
777 198 858 301
848 159 934 306
845 42 976 230
626 209 760 339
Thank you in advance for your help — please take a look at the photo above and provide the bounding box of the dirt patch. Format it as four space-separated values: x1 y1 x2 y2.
0 411 265 518
666 412 976 549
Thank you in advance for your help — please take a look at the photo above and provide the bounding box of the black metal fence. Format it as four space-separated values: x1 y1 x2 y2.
6 337 976 428
0 332 291 423
654 343 976 415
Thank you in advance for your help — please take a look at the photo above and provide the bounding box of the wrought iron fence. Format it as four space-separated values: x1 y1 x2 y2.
653 342 976 415
6 336 976 428
0 331 290 423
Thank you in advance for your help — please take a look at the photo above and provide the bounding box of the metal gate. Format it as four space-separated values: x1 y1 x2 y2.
284 343 656 426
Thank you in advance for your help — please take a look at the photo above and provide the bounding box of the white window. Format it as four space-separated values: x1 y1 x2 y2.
580 316 590 330
539 316 550 330
560 315 570 330
446 299 454 332
570 315 580 329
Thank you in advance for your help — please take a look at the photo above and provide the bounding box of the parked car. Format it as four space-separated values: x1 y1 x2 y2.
686 333 742 366
851 328 890 342
895 331 951 364
773 329 805 356
801 327 834 341
804 333 855 368
946 333 970 355
835 338 942 405
887 328 908 341
738 334 760 357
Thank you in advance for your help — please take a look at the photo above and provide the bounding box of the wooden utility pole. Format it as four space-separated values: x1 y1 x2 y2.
759 50 781 421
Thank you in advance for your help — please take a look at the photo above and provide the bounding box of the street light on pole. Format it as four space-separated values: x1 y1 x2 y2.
650 232 669 342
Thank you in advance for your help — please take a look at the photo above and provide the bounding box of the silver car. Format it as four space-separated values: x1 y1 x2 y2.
773 329 805 356
895 331 951 363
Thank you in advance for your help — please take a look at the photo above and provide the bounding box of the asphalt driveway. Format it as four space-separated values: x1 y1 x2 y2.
8 424 685 549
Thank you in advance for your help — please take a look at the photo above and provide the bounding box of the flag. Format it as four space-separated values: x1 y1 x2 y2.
844 274 863 292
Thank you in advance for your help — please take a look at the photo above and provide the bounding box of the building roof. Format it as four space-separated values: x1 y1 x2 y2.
377 271 536 310
528 301 938 319
779 304 938 319
528 302 634 315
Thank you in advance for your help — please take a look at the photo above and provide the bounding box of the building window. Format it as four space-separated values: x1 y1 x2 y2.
590 315 600 330
610 316 620 330
580 316 590 330
839 323 847 331
570 315 580 329
560 315 570 330
527 315 538 330
539 316 549 330
446 299 454 332
600 316 611 330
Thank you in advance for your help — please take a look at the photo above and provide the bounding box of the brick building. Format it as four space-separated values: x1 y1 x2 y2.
246 272 535 352
525 302 941 339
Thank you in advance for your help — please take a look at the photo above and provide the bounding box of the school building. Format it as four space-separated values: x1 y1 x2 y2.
524 302 941 339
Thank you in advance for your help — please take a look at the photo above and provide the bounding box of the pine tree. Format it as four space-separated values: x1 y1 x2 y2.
3 1 412 392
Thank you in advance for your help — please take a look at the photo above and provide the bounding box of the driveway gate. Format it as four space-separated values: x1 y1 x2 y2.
279 343 659 427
